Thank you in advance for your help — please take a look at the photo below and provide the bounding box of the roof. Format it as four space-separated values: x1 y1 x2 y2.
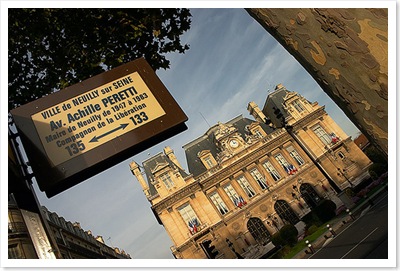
262 84 291 127
142 152 190 197
183 115 275 177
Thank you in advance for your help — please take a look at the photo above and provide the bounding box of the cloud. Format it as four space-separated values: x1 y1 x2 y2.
29 8 362 260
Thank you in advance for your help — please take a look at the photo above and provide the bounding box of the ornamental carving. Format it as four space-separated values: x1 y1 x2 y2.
259 204 268 212
200 131 291 190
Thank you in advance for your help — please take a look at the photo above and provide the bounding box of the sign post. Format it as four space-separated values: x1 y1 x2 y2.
11 58 188 197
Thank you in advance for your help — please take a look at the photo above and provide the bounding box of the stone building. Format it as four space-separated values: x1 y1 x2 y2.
130 84 372 259
8 118 131 260
8 195 131 259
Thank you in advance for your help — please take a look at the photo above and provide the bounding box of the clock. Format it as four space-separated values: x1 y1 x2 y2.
229 139 239 148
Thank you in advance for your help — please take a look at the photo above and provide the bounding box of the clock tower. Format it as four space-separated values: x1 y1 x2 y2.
214 121 246 153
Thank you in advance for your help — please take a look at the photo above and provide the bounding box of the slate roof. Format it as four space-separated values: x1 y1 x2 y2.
183 115 275 178
262 84 291 127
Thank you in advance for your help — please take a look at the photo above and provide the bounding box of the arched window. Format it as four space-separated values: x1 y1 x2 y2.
300 183 321 208
274 200 299 225
247 217 271 245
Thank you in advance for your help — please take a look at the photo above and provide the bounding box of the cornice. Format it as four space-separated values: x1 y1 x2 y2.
200 131 292 190
151 130 292 213
152 181 201 213
291 106 326 130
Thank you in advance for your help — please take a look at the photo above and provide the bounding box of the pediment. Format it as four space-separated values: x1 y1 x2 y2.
151 161 169 174
283 91 298 102
248 122 261 130
197 149 211 158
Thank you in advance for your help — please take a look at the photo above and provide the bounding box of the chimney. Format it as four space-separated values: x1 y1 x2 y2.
164 146 183 169
247 101 269 124
130 161 150 198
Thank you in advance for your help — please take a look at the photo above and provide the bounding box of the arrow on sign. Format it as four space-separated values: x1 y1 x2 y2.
89 123 129 143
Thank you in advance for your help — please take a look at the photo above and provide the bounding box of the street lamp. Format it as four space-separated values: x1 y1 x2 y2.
267 214 279 231
326 224 336 237
346 208 354 220
305 240 314 254
291 185 307 209
225 238 244 259
337 167 354 187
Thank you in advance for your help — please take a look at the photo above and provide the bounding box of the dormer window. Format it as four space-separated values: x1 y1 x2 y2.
204 156 214 168
253 129 263 138
198 150 217 169
160 172 175 189
292 100 305 113
247 122 267 138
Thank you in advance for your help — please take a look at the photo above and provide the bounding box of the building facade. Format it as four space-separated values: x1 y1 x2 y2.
8 117 131 260
8 195 131 259
130 84 372 259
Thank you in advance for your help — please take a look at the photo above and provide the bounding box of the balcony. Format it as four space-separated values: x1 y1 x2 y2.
187 222 208 238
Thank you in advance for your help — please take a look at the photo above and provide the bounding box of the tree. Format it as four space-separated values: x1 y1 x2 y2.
246 8 388 157
8 8 191 110
313 199 336 223
271 224 299 247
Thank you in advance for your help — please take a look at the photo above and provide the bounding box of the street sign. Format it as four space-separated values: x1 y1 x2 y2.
11 58 188 197
31 71 167 166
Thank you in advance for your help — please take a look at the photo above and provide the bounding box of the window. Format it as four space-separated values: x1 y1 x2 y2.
274 200 299 225
247 217 271 245
237 176 256 198
299 183 321 208
292 100 305 113
249 168 269 190
178 204 201 235
209 192 229 215
253 129 263 138
223 184 247 207
160 172 175 189
337 151 345 159
286 146 305 166
313 125 332 145
204 156 214 168
275 153 298 175
262 161 281 182
199 151 217 169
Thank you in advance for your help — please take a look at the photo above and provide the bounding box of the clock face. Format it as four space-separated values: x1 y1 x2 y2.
229 139 239 148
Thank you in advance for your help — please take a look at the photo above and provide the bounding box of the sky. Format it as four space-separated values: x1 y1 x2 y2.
2 3 395 268
31 8 361 259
